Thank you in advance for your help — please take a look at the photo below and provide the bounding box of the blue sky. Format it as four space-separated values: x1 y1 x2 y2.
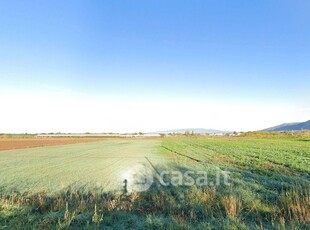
0 0 309 133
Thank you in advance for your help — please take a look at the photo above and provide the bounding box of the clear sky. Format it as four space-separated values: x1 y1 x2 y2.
0 0 309 133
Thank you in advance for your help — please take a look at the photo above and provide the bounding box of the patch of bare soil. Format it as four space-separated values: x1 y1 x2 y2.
0 138 105 151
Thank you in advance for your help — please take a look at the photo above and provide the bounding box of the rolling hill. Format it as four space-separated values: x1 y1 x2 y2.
263 120 310 132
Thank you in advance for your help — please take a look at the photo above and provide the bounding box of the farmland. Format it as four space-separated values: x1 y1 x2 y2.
0 139 163 193
0 136 309 229
0 137 108 151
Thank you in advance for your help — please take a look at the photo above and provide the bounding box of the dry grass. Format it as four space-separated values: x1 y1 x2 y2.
221 194 243 219
1 186 310 229
278 187 310 225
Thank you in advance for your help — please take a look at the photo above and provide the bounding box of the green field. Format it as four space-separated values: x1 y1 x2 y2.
0 139 164 194
0 137 309 229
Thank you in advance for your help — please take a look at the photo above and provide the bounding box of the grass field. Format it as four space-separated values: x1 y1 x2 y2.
0 136 309 229
0 139 164 193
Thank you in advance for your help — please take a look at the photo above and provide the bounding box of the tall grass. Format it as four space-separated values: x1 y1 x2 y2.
221 194 243 219
1 186 309 229
277 187 310 225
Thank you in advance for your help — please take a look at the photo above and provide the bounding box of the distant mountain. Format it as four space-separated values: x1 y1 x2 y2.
263 120 310 132
149 128 230 134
